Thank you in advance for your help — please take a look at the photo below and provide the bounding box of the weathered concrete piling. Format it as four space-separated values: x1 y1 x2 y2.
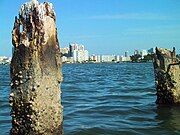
153 47 180 105
10 0 63 134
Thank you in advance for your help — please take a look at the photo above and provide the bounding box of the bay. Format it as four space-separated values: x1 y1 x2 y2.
0 63 180 135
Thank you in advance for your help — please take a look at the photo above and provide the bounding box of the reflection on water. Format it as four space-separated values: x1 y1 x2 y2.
156 106 180 134
0 63 180 135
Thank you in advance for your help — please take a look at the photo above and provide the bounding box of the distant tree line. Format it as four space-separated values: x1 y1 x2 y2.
177 54 180 59
130 54 153 62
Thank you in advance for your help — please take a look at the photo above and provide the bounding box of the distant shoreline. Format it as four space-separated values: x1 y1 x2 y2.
0 61 153 66
62 61 153 64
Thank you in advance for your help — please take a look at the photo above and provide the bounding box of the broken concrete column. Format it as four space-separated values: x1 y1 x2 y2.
10 0 63 134
153 47 180 105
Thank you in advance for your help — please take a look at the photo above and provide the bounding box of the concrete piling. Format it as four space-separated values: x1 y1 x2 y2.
153 47 180 105
10 0 63 134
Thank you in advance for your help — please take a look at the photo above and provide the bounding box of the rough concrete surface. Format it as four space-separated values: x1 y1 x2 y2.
10 0 63 134
153 47 180 105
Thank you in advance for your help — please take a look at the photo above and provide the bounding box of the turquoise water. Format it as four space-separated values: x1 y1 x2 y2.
0 63 180 135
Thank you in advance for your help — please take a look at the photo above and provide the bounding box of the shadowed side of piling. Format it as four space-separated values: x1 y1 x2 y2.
10 0 63 134
153 47 180 105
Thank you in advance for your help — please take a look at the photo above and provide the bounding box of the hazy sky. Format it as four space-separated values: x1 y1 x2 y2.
0 0 180 57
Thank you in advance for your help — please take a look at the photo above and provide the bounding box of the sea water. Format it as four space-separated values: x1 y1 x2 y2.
0 63 180 135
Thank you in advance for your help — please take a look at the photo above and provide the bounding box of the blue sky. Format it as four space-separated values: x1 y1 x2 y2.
0 0 180 57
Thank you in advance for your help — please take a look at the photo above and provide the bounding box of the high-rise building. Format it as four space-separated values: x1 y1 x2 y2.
73 50 89 63
90 55 102 62
69 43 89 63
121 56 131 62
84 50 89 61
125 51 128 57
69 43 78 57
0 56 11 64
78 45 85 51
96 55 101 63
61 56 67 63
101 55 115 62
115 55 121 62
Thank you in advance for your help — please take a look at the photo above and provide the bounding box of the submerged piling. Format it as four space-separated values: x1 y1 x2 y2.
153 47 180 105
10 0 63 134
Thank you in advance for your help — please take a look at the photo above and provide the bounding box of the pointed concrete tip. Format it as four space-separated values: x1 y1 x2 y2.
31 0 38 4
32 0 38 2
31 0 39 6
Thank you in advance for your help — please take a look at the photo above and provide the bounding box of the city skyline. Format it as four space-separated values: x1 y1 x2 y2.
0 45 154 64
61 42 154 56
1 0 180 57
60 43 156 63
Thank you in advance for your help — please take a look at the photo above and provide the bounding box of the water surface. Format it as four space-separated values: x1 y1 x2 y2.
0 63 180 135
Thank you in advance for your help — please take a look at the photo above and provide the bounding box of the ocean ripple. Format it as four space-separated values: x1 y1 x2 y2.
0 63 180 135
